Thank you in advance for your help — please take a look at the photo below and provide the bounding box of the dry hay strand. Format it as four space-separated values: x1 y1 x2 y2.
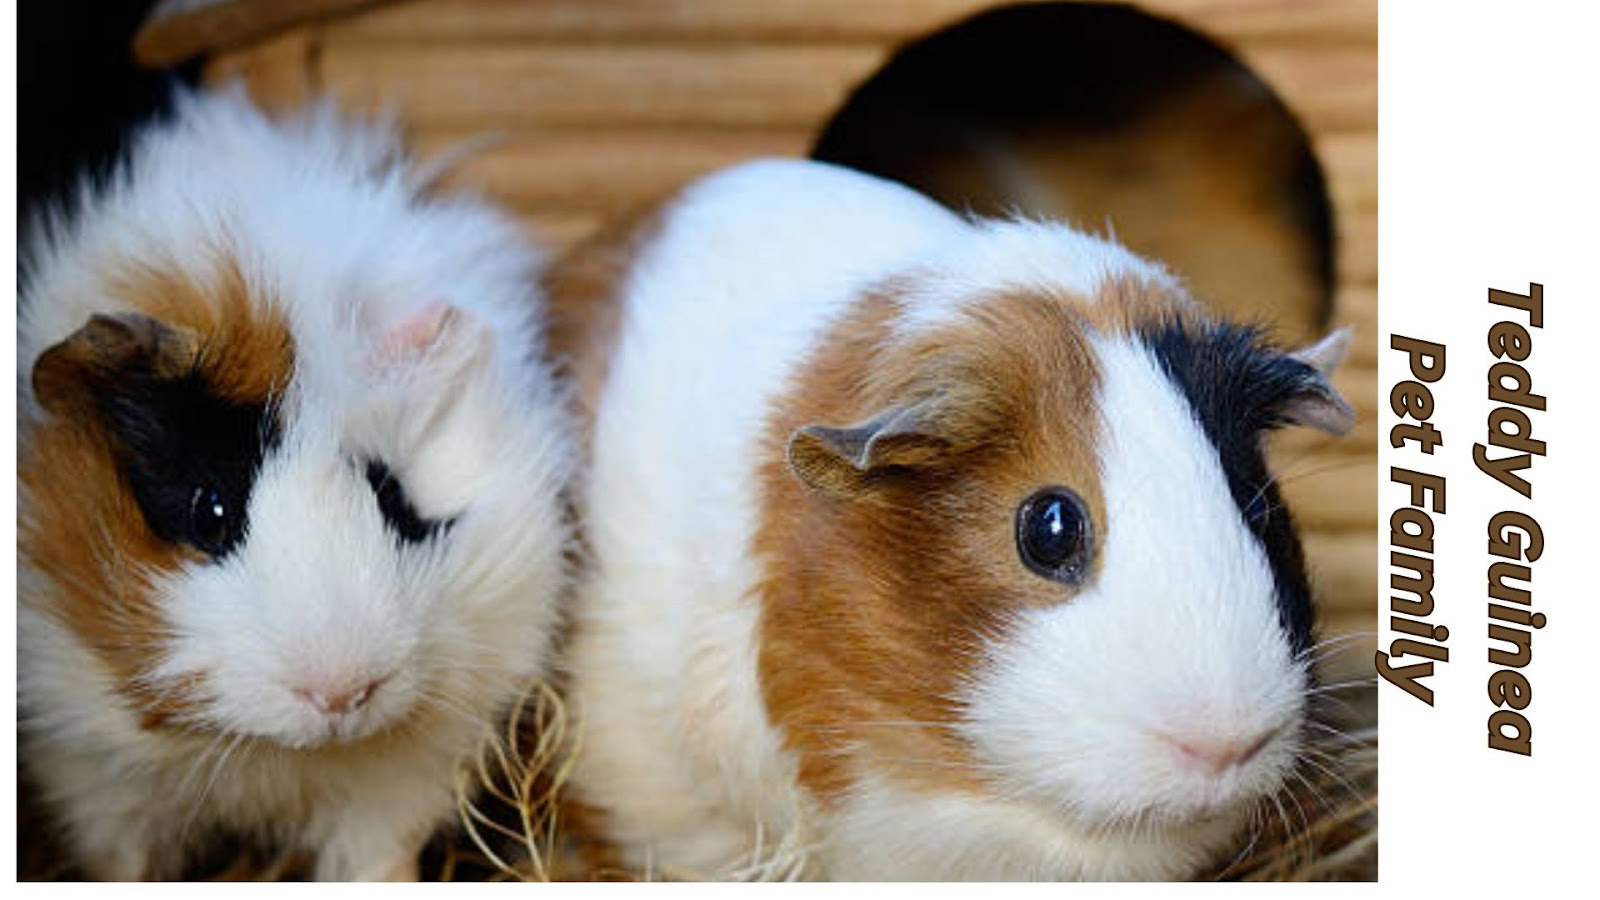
434 676 582 882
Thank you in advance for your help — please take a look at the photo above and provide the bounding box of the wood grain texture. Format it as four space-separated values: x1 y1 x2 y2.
319 43 890 129
416 128 813 214
311 40 1371 137
324 0 1375 45
136 0 387 68
203 28 319 111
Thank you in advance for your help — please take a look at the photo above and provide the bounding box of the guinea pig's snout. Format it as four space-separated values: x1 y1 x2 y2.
1159 728 1276 776
291 673 391 717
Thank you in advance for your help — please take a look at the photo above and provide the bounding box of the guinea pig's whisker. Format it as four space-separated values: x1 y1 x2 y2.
173 731 250 849
195 732 250 810
1213 802 1268 879
1264 790 1310 875
820 752 980 774
1303 690 1362 720
1310 694 1377 716
1299 653 1374 679
1273 454 1370 488
1294 748 1366 802
1288 767 1372 846
1307 673 1379 691
1290 753 1366 812
1302 720 1375 750
1285 768 1338 818
811 718 962 731
1240 476 1282 520
412 685 482 719
173 731 232 802
1303 694 1374 722
1300 730 1372 763
1295 631 1379 664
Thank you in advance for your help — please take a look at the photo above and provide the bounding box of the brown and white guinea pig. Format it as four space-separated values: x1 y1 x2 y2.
544 159 1353 881
16 88 574 880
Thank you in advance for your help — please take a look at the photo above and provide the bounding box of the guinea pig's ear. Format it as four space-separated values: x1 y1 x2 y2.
788 397 950 497
1277 327 1355 435
376 301 493 379
33 312 200 418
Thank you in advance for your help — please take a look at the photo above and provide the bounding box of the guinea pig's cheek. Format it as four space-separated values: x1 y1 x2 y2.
956 598 1305 827
144 560 277 732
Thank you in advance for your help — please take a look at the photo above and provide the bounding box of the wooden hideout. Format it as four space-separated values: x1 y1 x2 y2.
140 0 1378 681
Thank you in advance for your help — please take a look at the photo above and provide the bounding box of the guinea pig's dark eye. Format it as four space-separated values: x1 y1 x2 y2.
188 484 238 556
1016 487 1093 583
365 460 452 545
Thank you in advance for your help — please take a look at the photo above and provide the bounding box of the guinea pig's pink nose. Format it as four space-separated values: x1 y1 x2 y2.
294 676 387 716
1165 729 1275 775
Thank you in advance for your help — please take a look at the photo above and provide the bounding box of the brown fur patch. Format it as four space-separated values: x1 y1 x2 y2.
754 272 1205 801
18 254 293 729
1080 272 1195 335
540 201 666 435
105 260 295 404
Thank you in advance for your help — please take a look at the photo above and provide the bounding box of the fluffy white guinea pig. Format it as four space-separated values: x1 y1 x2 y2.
16 88 574 880
544 158 1353 881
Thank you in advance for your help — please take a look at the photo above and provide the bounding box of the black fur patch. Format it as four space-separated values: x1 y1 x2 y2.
364 460 453 545
96 366 280 560
1138 320 1322 653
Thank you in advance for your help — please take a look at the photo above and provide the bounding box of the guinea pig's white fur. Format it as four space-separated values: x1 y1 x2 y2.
553 159 1349 880
17 88 574 879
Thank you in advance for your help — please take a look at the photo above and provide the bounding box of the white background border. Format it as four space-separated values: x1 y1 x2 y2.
1377 0 1598 891
8 0 1600 893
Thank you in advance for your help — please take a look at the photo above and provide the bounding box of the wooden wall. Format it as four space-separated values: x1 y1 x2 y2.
207 0 1377 675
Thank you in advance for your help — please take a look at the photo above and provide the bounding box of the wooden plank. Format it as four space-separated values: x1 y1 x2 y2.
202 28 320 112
522 212 605 255
1334 203 1376 285
1335 284 1378 332
315 37 1371 134
1310 618 1377 684
417 128 812 214
319 43 891 130
136 0 387 68
327 0 1374 46
1318 611 1378 646
1276 449 1377 533
1238 43 1376 134
1333 285 1379 367
1319 132 1377 215
1304 531 1378 615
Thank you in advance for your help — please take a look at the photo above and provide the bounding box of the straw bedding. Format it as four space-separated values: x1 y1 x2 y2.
18 657 1375 882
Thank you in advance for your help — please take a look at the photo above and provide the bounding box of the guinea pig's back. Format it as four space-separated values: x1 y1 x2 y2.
585 160 961 554
559 159 966 872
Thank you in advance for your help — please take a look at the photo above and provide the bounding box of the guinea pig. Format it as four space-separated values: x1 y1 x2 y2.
16 88 575 880
543 158 1353 881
